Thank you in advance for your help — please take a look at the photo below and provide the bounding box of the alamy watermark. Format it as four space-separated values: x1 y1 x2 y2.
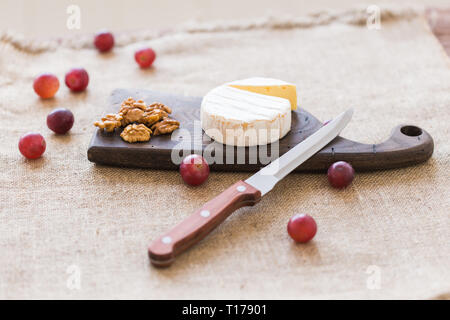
66 264 81 290
170 120 280 174
366 5 381 30
366 265 381 290
66 5 81 30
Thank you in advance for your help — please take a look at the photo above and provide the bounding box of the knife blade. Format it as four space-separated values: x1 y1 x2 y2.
148 109 353 267
246 108 353 195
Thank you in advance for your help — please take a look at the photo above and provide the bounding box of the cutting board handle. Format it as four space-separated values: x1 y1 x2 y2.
380 124 433 151
369 124 434 168
148 181 261 267
318 124 434 171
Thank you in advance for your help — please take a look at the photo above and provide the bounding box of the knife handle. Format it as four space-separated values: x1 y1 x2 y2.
148 180 261 267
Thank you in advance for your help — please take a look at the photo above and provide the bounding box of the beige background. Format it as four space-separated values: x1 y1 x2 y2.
0 3 449 299
0 0 449 37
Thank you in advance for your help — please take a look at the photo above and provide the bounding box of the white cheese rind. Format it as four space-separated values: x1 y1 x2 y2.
226 77 293 86
201 85 291 146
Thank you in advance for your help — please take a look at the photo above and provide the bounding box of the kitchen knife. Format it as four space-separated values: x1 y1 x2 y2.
148 108 353 267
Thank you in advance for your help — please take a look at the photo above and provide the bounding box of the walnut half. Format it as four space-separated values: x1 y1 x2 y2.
94 114 123 132
147 102 172 114
150 117 180 135
140 109 165 127
120 124 152 143
119 97 148 125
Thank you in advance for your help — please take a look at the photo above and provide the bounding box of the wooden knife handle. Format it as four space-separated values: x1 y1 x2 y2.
148 180 261 267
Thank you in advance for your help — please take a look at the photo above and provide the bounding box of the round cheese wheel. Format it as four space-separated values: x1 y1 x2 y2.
201 85 291 146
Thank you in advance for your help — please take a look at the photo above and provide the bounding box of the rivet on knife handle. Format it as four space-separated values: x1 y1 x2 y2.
148 181 261 267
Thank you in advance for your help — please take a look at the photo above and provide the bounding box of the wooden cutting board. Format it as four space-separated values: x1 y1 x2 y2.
87 88 434 172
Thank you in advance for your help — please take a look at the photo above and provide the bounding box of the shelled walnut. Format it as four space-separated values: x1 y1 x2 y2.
120 124 152 143
147 102 172 114
94 97 180 143
151 117 180 135
140 109 165 127
94 114 123 132
118 98 148 125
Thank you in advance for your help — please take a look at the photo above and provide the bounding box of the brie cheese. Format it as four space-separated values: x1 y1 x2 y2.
201 85 291 146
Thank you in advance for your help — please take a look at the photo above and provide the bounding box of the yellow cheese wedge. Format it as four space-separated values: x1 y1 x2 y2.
227 77 298 110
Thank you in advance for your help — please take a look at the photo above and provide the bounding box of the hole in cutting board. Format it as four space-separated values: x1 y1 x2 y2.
400 126 422 137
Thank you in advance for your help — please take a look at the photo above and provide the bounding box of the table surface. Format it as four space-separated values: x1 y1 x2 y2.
427 8 450 55
0 4 449 300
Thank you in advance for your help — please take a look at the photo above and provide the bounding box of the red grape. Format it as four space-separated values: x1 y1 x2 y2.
287 214 317 243
134 48 156 68
65 68 89 92
47 108 74 134
18 132 46 159
180 154 209 186
94 31 114 52
33 73 59 99
327 161 355 189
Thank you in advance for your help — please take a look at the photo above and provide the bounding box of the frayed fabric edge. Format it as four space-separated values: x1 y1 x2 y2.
0 5 422 54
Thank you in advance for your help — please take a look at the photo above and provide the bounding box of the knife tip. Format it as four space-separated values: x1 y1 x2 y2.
346 108 354 117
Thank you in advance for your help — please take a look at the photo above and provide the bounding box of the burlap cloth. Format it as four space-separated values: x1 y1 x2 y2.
0 6 449 299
